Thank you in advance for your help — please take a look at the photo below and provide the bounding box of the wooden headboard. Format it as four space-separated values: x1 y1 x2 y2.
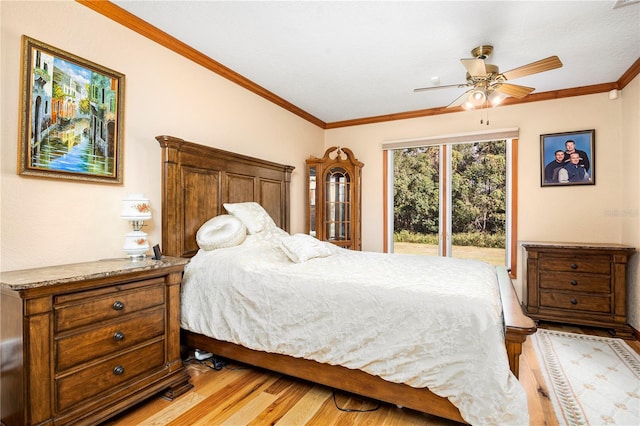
156 135 295 258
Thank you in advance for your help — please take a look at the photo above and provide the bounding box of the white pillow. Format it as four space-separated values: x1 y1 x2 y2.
223 202 278 234
196 215 247 250
279 233 332 263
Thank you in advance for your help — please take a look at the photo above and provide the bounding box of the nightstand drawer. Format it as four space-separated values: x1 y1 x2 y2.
538 255 610 274
55 279 165 332
539 292 611 313
56 306 165 371
56 339 165 411
539 271 610 293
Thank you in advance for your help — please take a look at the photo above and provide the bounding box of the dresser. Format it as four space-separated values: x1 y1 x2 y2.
0 257 192 426
522 242 635 337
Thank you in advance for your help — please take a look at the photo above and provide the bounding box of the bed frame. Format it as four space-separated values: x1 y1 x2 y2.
157 135 537 423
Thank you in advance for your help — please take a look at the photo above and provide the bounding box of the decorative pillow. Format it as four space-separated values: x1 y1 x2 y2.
223 202 278 234
279 233 332 263
196 215 247 250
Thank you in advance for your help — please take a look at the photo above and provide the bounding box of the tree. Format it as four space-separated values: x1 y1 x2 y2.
451 141 506 234
393 141 506 242
393 147 439 234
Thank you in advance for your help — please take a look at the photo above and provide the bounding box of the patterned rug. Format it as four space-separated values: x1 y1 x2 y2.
531 329 640 426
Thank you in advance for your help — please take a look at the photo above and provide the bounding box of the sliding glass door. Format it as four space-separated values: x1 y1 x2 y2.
391 139 510 267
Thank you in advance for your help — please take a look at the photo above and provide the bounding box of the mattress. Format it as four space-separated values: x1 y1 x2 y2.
180 230 528 424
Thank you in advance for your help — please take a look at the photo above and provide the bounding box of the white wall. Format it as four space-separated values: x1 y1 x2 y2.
324 80 640 329
620 76 640 328
325 94 627 251
1 1 324 271
2 1 638 329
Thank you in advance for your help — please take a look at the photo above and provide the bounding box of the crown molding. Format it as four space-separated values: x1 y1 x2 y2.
76 0 326 128
78 1 638 130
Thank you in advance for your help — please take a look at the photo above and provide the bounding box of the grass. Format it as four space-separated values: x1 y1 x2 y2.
393 242 506 266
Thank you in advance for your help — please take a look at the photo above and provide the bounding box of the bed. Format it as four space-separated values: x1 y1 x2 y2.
156 135 537 424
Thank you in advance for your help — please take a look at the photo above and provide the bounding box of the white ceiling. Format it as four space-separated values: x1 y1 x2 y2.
114 0 640 124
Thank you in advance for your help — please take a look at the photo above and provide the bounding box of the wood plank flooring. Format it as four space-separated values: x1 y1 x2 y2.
103 323 640 425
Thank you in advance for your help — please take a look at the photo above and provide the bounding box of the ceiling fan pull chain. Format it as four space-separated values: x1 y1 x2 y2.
480 107 489 126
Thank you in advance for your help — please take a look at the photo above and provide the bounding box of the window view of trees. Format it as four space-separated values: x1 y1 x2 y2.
393 141 507 264
394 146 440 235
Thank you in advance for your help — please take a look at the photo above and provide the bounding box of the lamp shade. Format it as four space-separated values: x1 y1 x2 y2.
468 89 487 106
121 194 152 220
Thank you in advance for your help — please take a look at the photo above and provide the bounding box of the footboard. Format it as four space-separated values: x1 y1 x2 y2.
497 266 537 377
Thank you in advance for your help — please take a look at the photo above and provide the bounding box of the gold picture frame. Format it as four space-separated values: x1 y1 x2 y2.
18 36 125 184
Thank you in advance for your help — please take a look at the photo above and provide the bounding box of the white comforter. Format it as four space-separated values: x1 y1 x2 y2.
181 231 528 425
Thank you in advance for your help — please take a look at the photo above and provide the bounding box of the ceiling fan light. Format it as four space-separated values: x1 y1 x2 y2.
468 89 486 106
488 91 507 106
462 101 476 111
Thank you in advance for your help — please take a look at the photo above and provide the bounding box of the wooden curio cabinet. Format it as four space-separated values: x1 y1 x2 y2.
306 146 364 250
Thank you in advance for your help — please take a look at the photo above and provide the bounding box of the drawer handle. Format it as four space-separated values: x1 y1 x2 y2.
112 301 125 311
570 263 578 269
113 331 125 341
571 298 578 305
113 365 125 376
570 280 578 286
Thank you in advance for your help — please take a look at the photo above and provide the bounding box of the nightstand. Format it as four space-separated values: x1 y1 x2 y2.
522 242 635 338
1 257 192 426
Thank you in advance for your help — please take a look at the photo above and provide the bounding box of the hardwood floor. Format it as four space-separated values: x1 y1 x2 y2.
103 323 640 426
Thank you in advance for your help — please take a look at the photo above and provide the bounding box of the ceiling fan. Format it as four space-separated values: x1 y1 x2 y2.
414 45 563 110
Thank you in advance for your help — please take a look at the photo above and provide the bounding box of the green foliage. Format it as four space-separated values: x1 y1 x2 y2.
79 98 90 115
393 146 440 234
52 82 64 100
394 231 505 249
393 141 506 242
34 67 50 83
394 229 439 244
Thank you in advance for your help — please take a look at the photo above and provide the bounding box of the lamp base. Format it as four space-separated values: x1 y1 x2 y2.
123 230 150 258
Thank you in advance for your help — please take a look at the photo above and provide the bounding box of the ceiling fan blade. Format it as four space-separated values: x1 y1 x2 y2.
461 58 486 77
502 56 562 81
447 89 473 108
413 83 468 92
494 83 535 98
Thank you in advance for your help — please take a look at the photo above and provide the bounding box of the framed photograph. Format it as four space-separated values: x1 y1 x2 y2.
18 36 125 183
540 129 595 187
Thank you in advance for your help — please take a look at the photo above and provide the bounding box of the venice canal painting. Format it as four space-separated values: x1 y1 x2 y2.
20 37 124 183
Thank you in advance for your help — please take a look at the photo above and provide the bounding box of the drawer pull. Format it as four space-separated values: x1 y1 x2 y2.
570 280 578 286
112 301 125 311
113 365 125 375
570 263 578 269
571 298 578 305
113 331 125 341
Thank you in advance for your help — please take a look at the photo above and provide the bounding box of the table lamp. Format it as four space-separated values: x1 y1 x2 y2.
121 193 152 258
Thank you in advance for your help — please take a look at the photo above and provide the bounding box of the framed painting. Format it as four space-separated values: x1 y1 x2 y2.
18 36 125 184
540 129 595 187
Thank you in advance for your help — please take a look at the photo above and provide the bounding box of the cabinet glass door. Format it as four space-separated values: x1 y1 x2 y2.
325 167 351 241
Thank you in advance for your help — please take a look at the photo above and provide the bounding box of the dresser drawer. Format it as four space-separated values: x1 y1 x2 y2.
55 279 165 332
538 255 610 274
539 291 611 313
56 339 165 411
539 271 611 293
56 306 165 371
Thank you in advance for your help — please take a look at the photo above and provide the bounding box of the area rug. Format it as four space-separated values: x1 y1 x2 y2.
531 329 640 426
